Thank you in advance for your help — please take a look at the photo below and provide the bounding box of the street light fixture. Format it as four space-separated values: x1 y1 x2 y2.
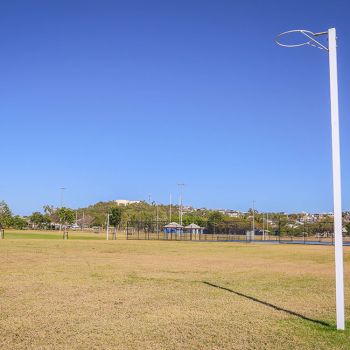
275 28 345 330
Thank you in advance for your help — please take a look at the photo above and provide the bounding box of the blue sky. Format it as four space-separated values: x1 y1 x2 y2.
1 0 350 215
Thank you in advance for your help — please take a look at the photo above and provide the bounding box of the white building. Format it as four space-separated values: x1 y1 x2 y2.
114 199 140 206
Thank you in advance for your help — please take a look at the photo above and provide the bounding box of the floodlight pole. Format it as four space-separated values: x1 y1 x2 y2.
328 27 345 331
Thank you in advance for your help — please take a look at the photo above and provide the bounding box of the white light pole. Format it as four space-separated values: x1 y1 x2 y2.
178 183 185 225
169 193 172 222
275 28 345 330
106 213 110 241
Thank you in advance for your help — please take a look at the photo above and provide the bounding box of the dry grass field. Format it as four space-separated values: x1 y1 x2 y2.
0 232 349 349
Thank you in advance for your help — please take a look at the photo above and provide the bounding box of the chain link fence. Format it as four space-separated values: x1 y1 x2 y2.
126 219 350 245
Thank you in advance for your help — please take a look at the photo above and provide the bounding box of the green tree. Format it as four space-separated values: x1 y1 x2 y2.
110 207 122 230
248 208 259 215
56 207 75 226
0 201 13 228
345 222 350 236
30 212 45 227
207 211 224 233
11 216 28 229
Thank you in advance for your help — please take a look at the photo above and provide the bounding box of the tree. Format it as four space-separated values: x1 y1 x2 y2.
56 207 75 227
43 205 59 224
345 222 350 236
207 211 224 234
0 201 13 228
109 207 122 230
30 212 45 228
11 216 28 229
43 205 55 215
29 212 52 228
78 213 94 228
43 214 52 226
248 208 259 215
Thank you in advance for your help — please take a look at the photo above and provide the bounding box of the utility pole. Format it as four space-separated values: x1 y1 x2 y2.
178 184 185 225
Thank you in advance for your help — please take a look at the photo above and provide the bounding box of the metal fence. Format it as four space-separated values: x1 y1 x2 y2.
126 219 350 245
277 220 350 245
126 220 279 242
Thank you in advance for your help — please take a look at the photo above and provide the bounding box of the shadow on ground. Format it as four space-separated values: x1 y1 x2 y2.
203 281 331 328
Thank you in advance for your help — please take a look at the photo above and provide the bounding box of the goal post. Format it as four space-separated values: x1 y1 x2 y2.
275 28 345 330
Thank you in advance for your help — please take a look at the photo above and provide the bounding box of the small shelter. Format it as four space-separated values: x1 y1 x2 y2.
184 223 204 235
163 222 184 234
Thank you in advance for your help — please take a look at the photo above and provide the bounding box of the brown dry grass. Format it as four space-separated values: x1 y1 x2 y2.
0 238 349 349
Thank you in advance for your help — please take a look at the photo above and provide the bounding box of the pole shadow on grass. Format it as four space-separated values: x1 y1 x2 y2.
203 281 331 328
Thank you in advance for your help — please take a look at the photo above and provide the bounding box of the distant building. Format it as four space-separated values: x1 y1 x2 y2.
114 199 140 206
182 206 194 214
225 210 242 218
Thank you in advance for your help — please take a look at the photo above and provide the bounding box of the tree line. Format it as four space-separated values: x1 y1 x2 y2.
1 199 349 234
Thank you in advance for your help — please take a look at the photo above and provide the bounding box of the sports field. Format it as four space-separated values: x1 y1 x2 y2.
0 232 349 349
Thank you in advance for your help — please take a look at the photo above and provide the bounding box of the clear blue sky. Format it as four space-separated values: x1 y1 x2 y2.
1 0 350 215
